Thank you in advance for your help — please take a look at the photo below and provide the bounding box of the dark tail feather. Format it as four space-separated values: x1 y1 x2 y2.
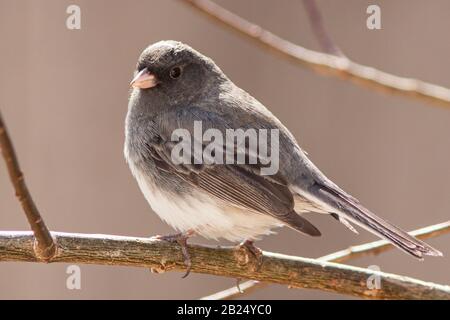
278 210 322 237
308 184 442 259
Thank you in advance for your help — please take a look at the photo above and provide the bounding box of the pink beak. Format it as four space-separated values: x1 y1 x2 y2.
130 68 158 89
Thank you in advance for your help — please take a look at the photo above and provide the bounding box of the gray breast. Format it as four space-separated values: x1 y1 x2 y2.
125 112 194 198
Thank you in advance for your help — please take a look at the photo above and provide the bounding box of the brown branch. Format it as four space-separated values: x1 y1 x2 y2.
181 0 450 109
202 221 450 300
1 231 450 300
0 111 55 260
302 0 344 56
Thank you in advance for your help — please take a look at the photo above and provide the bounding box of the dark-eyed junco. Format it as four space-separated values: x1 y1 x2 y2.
125 40 441 275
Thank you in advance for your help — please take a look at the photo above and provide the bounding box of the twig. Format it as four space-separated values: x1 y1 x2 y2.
202 280 264 300
181 0 450 109
201 221 450 300
320 221 450 263
1 231 450 300
302 0 344 56
0 111 55 260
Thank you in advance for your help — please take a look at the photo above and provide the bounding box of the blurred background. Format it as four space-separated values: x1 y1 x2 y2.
0 0 449 299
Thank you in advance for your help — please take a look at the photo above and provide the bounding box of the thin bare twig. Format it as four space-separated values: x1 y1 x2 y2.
1 231 450 300
181 0 450 109
0 111 56 260
320 221 450 263
302 0 344 56
202 280 264 300
201 221 450 300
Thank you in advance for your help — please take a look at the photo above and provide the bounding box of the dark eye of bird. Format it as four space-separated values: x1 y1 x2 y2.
169 66 182 79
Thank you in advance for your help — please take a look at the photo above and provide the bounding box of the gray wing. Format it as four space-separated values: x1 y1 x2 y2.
148 106 321 237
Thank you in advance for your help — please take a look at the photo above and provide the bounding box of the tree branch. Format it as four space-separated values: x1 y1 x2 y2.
1 112 448 300
1 231 449 300
201 221 450 300
180 0 450 109
0 111 55 260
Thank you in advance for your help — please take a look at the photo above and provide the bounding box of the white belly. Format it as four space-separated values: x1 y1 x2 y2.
132 168 283 242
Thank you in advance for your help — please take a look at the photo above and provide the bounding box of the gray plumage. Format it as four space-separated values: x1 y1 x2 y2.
125 40 441 259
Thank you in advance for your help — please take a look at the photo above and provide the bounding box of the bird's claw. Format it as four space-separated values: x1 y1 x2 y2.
152 230 194 278
235 240 263 271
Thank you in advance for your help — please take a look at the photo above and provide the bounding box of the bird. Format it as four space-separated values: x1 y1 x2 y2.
124 40 442 276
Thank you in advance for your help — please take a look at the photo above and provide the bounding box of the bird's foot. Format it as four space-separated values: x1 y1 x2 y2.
151 230 195 278
234 240 263 271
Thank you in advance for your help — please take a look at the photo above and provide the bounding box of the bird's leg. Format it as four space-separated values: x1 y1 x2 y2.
152 229 195 278
241 240 263 264
235 278 244 293
235 239 264 271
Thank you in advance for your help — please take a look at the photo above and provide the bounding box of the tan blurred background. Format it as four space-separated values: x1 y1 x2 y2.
0 0 449 299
